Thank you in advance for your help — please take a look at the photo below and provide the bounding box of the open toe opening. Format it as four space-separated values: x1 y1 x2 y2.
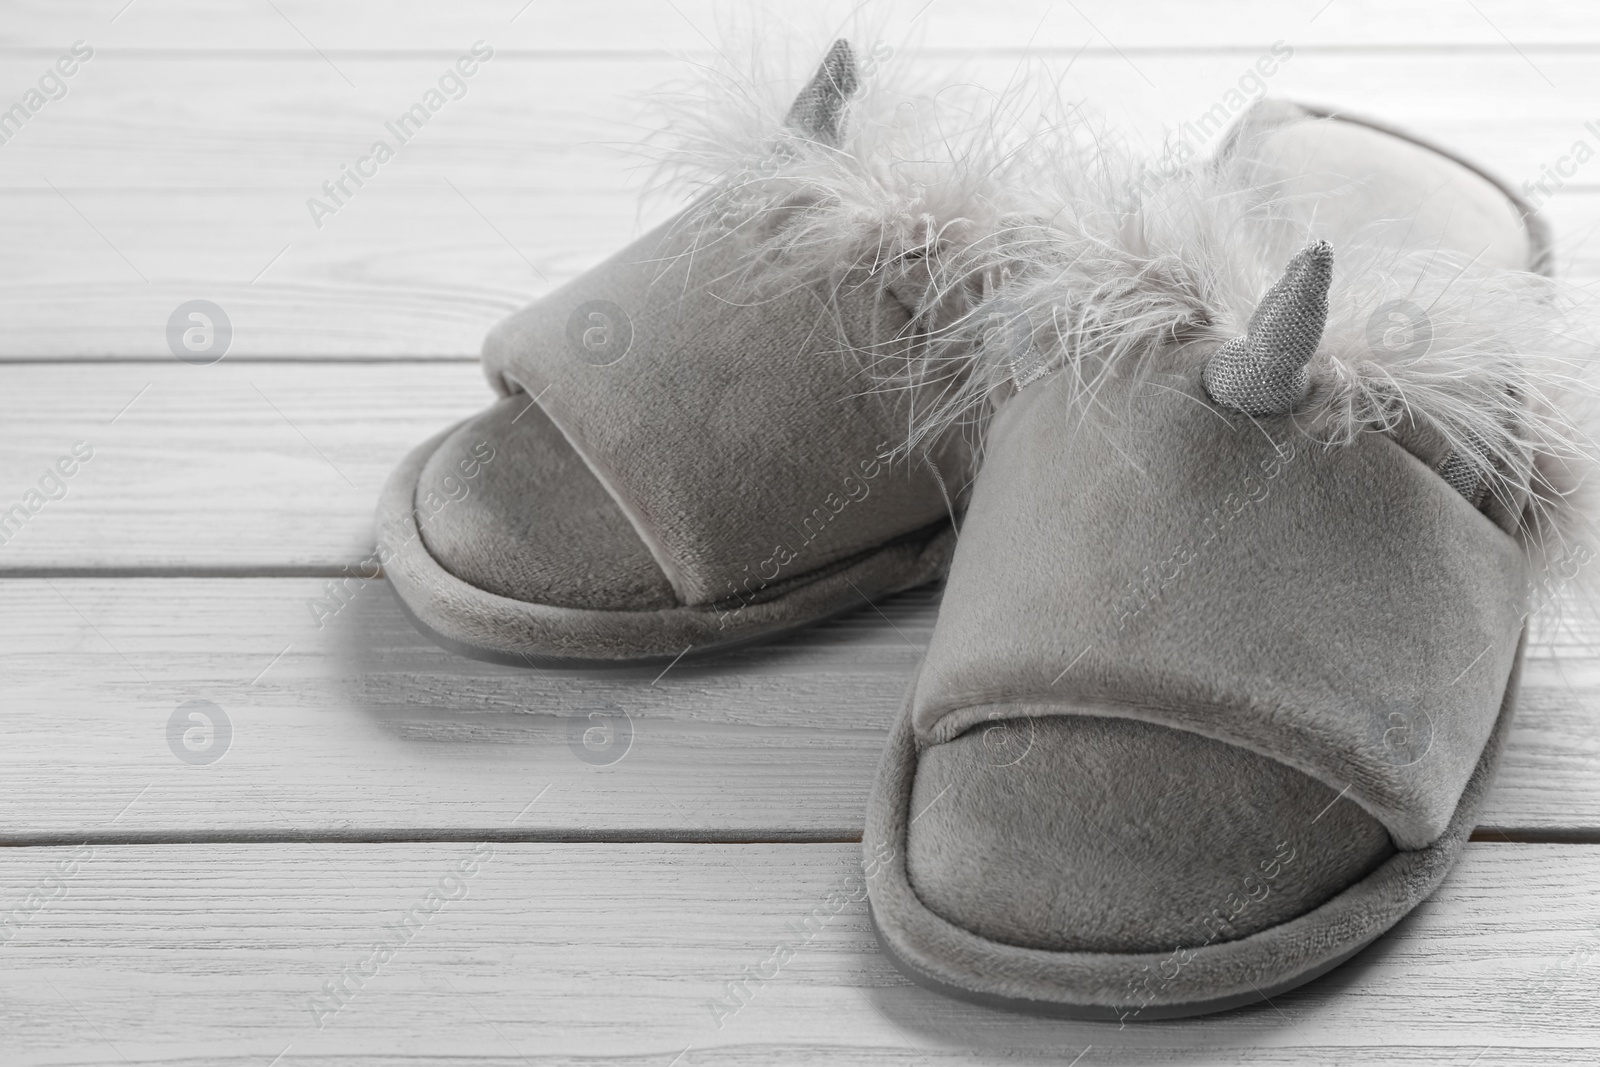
904 713 1396 954
415 395 677 612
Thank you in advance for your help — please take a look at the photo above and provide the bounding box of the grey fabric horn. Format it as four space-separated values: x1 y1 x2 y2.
785 39 858 147
1203 240 1333 416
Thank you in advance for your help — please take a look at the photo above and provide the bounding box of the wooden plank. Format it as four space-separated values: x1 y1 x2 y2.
4 185 1595 360
0 362 489 568
0 576 1595 839
0 576 923 839
4 47 1600 357
16 305 1600 567
0 13 1590 1066
3 184 1596 360
6 0 1600 53
0 187 639 359
6 51 1600 195
0 840 1596 1064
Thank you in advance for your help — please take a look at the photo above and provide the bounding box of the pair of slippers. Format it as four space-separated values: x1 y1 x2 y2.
377 43 1593 1019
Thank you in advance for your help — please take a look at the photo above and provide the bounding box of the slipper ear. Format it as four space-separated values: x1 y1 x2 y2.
1203 240 1333 416
784 39 858 147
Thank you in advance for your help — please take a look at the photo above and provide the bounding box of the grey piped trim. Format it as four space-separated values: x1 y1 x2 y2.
863 634 1524 1020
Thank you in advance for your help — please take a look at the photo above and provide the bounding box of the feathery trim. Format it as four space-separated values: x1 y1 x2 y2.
644 43 1600 612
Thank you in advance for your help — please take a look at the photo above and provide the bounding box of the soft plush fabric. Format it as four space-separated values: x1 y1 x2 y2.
910 364 1529 850
382 200 971 662
377 38 1043 662
889 101 1591 583
866 649 1521 1018
378 423 954 663
1220 101 1537 273
863 99 1568 1018
417 396 676 611
907 714 1394 953
477 207 959 608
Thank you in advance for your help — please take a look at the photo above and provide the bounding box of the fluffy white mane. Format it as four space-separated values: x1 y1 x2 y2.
646 39 1600 617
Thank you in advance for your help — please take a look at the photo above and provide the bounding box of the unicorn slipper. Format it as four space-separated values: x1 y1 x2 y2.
863 102 1595 1017
375 40 1036 665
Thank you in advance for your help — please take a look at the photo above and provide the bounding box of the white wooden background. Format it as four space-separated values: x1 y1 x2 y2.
3 2 1599 1063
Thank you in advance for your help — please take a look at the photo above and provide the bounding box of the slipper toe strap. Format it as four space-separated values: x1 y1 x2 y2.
911 376 1529 851
480 213 957 607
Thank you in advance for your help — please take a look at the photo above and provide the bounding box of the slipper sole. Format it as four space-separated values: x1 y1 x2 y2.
863 631 1523 1019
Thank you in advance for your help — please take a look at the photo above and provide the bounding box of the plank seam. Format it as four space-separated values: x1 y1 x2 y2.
0 828 1591 847
0 567 382 579
0 829 867 847
7 44 1600 58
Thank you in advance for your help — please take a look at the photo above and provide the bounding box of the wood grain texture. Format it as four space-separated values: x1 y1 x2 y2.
3 16 1600 356
6 0 1600 52
0 576 929 839
0 841 1597 1065
3 3 1599 1057
0 362 488 568
0 576 1595 839
2 183 1596 359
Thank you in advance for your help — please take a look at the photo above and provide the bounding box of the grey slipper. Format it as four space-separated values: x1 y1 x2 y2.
375 41 994 665
864 102 1591 1018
